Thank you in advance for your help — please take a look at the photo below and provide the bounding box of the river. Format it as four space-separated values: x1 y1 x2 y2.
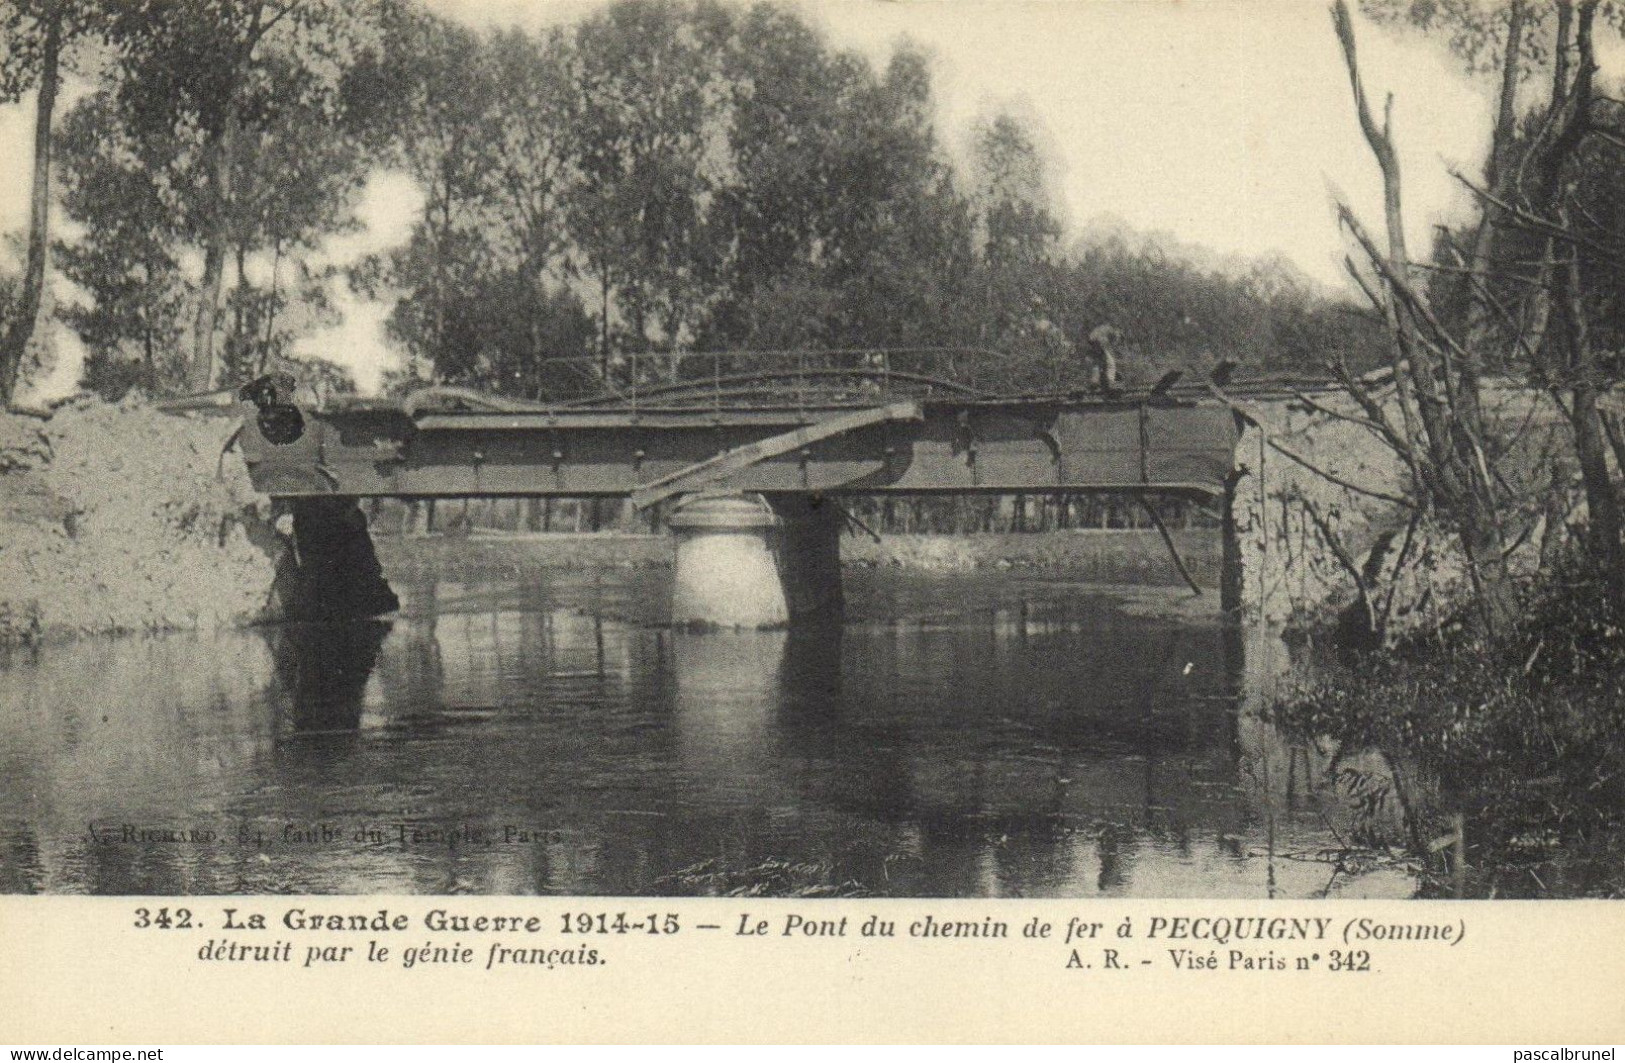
0 565 1416 898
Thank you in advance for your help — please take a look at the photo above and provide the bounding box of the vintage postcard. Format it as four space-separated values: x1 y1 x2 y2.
1 0 1622 1045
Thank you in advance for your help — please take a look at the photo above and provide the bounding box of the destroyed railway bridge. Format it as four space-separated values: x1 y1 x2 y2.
228 351 1256 628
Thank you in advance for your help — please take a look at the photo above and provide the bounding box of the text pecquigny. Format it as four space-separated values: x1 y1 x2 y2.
1145 917 1332 945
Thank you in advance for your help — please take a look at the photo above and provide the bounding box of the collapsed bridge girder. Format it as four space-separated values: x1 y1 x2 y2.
235 397 1241 502
235 392 1242 628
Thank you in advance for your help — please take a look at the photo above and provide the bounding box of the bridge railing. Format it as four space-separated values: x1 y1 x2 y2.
503 347 1082 410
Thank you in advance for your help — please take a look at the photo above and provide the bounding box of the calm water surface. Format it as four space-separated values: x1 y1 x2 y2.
0 568 1414 898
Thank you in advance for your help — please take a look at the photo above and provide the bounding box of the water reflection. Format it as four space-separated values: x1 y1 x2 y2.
0 570 1416 897
271 621 391 734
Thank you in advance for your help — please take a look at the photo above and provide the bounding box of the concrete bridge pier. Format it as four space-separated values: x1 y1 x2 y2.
666 492 846 629
668 493 791 629
768 494 845 621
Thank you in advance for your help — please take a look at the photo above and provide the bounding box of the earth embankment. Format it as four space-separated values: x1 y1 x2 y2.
0 399 278 644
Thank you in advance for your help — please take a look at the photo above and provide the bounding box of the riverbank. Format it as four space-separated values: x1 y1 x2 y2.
0 399 277 644
373 526 1223 588
377 529 1222 578
1270 550 1625 899
844 527 1219 586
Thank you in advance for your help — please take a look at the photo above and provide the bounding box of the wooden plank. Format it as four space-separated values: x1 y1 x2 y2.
630 402 922 509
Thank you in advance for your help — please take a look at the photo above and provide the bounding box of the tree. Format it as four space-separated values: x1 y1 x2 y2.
706 3 857 333
703 31 985 366
965 111 1065 383
1332 0 1625 618
970 112 1060 271
102 0 381 392
485 27 577 293
568 0 732 376
353 7 502 384
54 11 374 398
287 353 355 405
480 26 589 395
226 50 368 378
0 0 102 405
53 91 192 396
1328 0 1523 633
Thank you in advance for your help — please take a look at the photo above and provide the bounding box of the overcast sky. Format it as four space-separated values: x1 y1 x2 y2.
0 1 1541 397
415 0 1501 281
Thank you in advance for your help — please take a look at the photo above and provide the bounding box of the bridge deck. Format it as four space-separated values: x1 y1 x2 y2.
237 396 1242 501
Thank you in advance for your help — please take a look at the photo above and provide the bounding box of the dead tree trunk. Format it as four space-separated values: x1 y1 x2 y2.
1333 0 1516 636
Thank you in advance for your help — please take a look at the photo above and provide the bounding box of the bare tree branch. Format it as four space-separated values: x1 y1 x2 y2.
1452 170 1625 266
1291 388 1394 438
1294 490 1389 643
1454 0 1527 431
1209 383 1417 508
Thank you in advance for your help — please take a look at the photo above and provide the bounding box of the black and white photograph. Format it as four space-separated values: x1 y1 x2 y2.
1 0 1622 908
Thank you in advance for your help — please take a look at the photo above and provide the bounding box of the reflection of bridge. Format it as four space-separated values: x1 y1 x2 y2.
233 352 1246 626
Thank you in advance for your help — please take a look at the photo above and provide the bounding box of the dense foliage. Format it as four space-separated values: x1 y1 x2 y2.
1277 545 1625 896
0 0 1380 404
